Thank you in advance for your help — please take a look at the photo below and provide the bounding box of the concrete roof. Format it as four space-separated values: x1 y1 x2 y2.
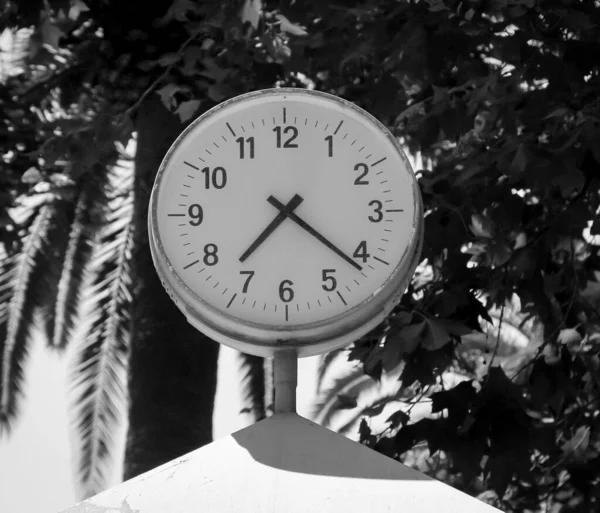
60 413 502 513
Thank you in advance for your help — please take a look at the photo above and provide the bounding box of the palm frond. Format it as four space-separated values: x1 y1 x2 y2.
237 352 266 421
0 204 57 433
316 347 346 392
0 26 33 83
67 143 135 498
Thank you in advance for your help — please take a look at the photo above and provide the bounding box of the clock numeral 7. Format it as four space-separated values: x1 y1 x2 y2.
279 279 294 302
321 269 337 291
353 240 370 263
273 126 299 148
236 137 254 159
239 270 255 293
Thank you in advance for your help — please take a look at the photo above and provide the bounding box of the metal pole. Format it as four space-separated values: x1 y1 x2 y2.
273 349 298 414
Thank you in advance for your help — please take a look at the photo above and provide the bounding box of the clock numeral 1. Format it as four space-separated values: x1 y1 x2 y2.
273 126 299 148
188 204 203 226
203 243 219 266
201 166 227 189
321 269 337 291
324 135 333 157
353 241 370 263
368 200 383 223
236 136 254 159
279 279 294 302
354 163 369 185
240 270 255 293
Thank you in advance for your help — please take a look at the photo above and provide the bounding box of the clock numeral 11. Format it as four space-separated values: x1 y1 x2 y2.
236 137 254 159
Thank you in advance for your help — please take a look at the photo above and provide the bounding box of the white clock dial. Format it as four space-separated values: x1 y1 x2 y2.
149 88 423 357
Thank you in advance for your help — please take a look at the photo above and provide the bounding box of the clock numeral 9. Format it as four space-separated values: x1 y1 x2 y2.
201 166 227 189
203 243 219 266
368 200 383 222
353 240 370 263
188 204 203 226
273 126 299 148
354 163 369 185
321 269 337 291
236 137 254 159
279 279 294 302
239 270 255 293
324 135 333 157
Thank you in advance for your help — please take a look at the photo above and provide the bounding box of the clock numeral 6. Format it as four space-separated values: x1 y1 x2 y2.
239 270 255 293
188 204 203 226
321 269 337 291
354 163 369 185
273 126 299 148
368 200 383 223
236 137 254 159
279 279 294 302
201 166 227 189
203 243 219 266
353 241 370 263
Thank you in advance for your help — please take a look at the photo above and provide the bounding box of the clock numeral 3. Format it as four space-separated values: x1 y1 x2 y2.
321 269 337 291
239 270 255 293
279 279 294 302
273 126 299 148
354 163 369 185
368 200 383 223
236 137 254 159
201 166 227 189
203 243 219 266
188 204 203 226
353 241 370 263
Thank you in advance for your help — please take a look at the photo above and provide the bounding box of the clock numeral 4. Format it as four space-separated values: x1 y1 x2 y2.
354 163 369 185
236 137 254 159
201 166 227 189
188 204 203 226
321 269 337 291
324 135 333 157
239 270 255 293
273 126 298 148
279 279 294 302
353 241 370 263
203 243 219 266
368 200 383 223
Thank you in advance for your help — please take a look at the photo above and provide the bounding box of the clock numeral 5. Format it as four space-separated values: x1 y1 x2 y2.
273 126 299 148
236 137 254 159
279 279 294 302
353 241 370 263
368 200 383 223
201 166 227 189
239 270 255 293
203 243 219 266
321 269 337 291
188 204 203 226
354 163 369 185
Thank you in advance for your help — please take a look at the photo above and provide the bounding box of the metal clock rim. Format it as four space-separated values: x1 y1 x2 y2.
148 87 423 357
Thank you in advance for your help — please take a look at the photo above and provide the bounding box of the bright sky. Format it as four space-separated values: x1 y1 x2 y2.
0 338 319 513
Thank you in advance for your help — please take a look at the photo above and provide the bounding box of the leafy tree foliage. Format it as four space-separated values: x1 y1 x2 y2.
1 0 600 510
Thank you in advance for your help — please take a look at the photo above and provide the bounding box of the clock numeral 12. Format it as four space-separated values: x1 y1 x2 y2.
236 137 254 159
201 166 227 189
273 126 299 148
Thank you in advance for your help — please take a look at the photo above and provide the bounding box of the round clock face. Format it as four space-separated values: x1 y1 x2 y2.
149 88 423 357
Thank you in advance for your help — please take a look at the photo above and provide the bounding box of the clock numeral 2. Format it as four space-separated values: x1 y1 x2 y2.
203 243 219 266
279 279 294 302
240 270 255 293
201 166 227 189
188 204 203 226
353 241 370 263
354 163 369 185
273 126 298 148
322 269 337 291
236 137 254 159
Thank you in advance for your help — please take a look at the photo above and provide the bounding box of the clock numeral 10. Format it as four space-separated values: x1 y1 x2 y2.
273 126 299 148
201 166 227 189
279 279 294 302
236 137 254 159
353 240 370 262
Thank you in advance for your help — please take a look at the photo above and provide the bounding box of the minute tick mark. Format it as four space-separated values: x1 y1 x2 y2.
334 120 344 134
372 157 387 166
226 122 236 137
374 256 390 265
184 161 199 170
337 291 348 306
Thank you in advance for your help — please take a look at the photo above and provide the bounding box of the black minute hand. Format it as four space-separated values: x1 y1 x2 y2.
267 195 362 271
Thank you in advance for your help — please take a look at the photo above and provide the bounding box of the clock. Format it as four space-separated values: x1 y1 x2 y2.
149 88 423 358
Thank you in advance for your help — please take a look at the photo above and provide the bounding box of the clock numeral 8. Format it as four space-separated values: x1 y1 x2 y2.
279 279 294 302
203 243 219 266
188 204 203 226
